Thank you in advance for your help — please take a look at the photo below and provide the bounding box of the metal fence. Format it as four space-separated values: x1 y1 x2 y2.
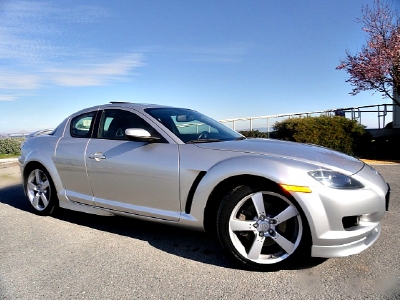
219 103 394 137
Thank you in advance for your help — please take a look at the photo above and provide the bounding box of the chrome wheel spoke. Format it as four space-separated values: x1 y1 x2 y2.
41 179 50 190
27 181 37 191
230 219 255 232
32 194 40 208
35 169 41 184
247 237 264 260
273 233 295 254
274 205 298 225
251 192 266 216
40 193 49 208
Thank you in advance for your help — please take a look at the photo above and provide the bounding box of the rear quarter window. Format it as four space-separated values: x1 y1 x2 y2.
70 112 96 138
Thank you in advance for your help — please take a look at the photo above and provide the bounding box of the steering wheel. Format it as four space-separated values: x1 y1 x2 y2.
198 131 210 140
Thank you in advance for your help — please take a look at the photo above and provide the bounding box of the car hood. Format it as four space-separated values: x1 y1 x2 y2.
195 138 364 174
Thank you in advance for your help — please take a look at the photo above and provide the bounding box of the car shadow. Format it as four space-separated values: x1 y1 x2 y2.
0 183 327 272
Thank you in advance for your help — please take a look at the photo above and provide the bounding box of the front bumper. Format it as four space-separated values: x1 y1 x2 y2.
292 164 389 258
311 223 381 257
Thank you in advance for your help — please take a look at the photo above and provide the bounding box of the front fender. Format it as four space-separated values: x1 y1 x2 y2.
187 155 318 227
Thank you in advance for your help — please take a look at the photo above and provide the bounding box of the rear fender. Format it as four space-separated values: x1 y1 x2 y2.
21 138 65 200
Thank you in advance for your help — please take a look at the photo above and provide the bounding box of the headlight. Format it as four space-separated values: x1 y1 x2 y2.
308 170 364 189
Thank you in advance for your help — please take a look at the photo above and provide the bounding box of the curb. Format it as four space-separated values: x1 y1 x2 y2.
361 159 400 165
0 161 20 177
0 158 19 166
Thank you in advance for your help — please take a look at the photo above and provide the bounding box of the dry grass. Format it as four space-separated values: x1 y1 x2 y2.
361 159 400 165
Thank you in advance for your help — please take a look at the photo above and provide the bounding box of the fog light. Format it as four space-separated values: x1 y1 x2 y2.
342 215 361 230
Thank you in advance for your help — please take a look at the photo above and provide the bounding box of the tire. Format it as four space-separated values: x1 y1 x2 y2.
217 185 309 271
25 166 58 215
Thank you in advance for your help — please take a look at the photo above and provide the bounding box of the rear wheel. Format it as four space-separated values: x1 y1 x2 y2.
217 185 308 271
25 167 57 215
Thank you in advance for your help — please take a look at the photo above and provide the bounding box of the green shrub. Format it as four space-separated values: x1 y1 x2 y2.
239 130 270 138
272 116 370 156
0 138 24 155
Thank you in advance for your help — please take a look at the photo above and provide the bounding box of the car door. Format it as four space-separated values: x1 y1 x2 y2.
85 109 181 221
55 110 98 205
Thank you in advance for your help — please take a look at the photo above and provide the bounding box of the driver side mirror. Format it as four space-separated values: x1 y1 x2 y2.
125 128 161 143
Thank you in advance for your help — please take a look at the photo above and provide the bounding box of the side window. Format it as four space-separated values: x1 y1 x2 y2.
98 109 159 140
70 112 96 138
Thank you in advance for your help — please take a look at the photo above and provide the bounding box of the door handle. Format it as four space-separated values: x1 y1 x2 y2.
89 152 106 161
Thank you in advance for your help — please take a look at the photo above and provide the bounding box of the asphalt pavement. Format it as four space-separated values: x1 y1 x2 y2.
0 162 399 299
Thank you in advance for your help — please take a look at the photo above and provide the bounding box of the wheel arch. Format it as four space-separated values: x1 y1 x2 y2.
186 155 314 234
203 174 284 234
23 161 51 188
22 157 63 200
23 159 61 214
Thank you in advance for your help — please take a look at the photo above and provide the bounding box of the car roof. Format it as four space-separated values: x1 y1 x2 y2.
71 102 181 116
107 102 175 110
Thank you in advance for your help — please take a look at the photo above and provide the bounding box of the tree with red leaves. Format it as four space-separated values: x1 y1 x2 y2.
337 0 400 106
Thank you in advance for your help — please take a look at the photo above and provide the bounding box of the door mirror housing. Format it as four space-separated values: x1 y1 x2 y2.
125 128 161 142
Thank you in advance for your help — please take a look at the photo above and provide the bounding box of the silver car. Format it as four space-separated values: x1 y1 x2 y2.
19 102 390 271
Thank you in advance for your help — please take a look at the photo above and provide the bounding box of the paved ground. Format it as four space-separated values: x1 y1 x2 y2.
0 162 399 299
0 160 20 189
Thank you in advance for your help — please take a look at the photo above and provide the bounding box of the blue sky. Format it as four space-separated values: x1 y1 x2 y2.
1 0 399 134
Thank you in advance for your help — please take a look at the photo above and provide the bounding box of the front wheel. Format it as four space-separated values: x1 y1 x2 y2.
25 167 58 215
217 185 308 271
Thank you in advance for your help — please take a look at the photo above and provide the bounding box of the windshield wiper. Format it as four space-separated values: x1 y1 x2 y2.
186 139 222 144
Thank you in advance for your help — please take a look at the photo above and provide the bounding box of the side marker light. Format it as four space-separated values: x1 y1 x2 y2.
280 184 312 193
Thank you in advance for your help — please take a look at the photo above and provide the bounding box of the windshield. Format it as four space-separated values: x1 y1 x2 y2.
145 107 244 143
